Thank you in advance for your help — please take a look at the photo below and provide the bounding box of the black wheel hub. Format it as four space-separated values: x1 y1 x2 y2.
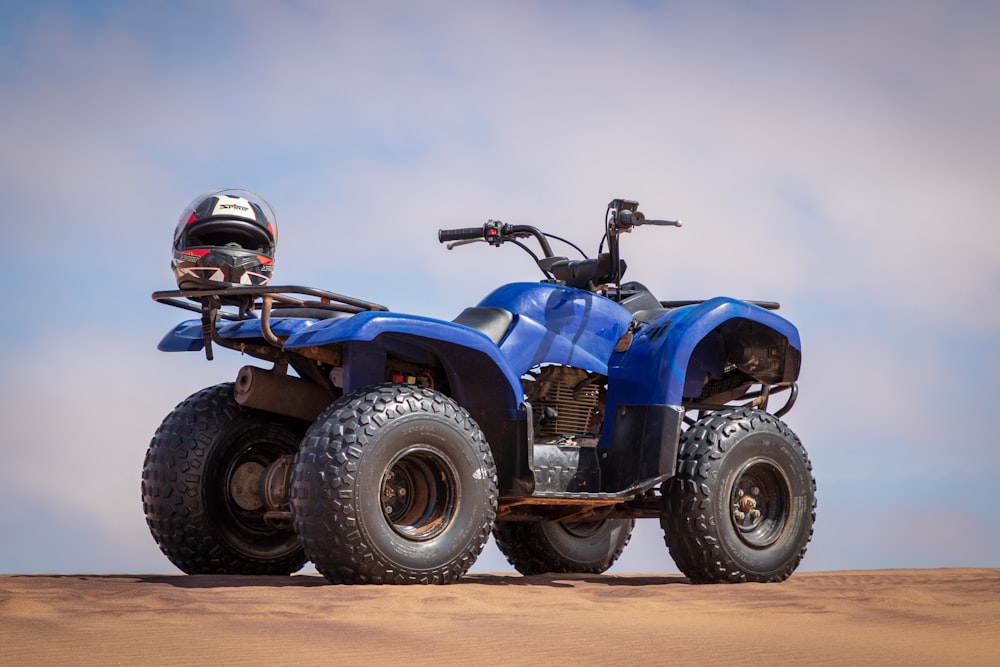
730 458 790 548
381 447 459 541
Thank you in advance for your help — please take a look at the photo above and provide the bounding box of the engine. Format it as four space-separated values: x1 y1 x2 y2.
522 365 604 445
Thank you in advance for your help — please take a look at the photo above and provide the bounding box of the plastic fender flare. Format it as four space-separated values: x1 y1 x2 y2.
157 319 205 351
283 311 525 415
608 297 801 407
156 316 329 351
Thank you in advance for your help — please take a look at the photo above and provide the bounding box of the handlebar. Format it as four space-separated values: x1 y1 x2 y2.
437 227 485 243
614 209 682 229
438 221 554 257
438 198 679 290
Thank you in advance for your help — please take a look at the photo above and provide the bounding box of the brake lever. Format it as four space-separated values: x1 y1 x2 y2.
446 238 485 250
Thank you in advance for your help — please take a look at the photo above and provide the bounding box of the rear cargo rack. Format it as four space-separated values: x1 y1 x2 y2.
152 285 388 359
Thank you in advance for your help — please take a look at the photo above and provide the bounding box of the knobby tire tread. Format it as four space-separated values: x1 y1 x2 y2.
141 383 307 575
493 519 634 575
290 383 497 584
661 407 816 584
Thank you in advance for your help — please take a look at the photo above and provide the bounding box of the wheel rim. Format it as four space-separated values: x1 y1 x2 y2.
381 447 459 541
729 457 790 548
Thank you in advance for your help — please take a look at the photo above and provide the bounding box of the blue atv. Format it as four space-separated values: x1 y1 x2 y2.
144 197 816 584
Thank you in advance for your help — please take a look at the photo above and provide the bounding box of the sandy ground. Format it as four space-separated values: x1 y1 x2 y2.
1 568 996 666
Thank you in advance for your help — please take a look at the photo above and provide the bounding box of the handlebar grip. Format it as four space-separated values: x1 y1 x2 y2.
437 227 485 243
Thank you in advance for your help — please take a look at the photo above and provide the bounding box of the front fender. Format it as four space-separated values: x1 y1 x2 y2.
607 297 801 407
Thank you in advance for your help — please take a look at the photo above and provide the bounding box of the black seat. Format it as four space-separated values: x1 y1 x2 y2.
452 307 514 344
617 281 662 314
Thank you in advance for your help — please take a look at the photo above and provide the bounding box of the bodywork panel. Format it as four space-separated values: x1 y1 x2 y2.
604 296 800 409
476 282 633 376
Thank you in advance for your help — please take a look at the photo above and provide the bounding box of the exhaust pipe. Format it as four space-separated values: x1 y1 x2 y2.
234 366 334 422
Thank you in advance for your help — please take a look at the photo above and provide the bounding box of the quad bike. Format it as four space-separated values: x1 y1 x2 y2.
143 197 816 584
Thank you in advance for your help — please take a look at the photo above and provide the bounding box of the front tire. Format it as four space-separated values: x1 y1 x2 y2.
493 518 634 575
290 383 498 584
661 407 816 583
141 383 307 575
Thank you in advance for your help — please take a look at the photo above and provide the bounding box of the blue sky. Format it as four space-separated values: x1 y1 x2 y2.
1 1 997 575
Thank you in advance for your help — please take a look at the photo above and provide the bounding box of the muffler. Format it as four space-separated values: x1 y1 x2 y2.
234 365 334 422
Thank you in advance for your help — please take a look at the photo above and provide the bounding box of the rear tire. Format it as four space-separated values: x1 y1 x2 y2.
142 383 307 575
290 383 497 584
493 518 634 575
661 407 816 583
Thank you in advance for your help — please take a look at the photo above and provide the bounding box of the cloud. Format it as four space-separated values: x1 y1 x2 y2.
5 2 996 325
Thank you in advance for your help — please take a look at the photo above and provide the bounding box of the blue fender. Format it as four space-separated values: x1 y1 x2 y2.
606 296 801 408
283 311 525 416
157 316 327 352
157 320 204 352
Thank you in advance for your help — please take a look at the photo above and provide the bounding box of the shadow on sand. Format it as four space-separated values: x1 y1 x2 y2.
18 572 689 589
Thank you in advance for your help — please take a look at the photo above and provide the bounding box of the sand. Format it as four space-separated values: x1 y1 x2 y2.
1 569 996 666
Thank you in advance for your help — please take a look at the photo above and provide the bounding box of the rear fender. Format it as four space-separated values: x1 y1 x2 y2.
285 312 533 494
282 311 525 416
160 311 532 494
156 316 328 352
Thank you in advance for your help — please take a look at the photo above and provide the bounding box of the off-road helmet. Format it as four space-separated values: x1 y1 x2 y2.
172 189 277 289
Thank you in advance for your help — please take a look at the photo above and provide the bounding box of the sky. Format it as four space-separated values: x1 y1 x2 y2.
1 1 998 576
